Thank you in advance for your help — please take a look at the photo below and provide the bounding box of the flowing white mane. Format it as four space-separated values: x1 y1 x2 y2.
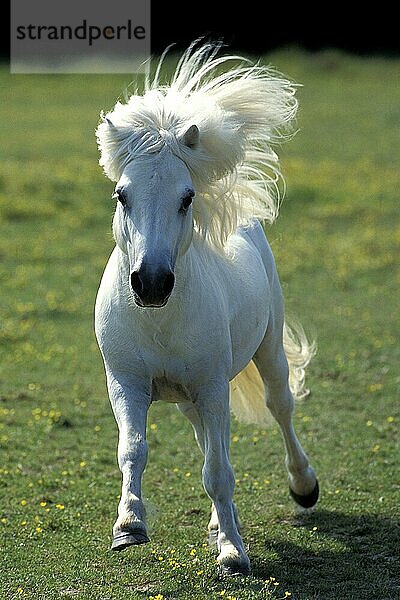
96 42 298 249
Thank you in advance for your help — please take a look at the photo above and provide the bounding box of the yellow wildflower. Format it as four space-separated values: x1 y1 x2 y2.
368 383 383 393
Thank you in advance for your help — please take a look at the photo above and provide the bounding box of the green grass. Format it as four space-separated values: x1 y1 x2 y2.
1 50 399 600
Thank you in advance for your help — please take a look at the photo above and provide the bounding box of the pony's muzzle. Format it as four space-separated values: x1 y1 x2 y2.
130 264 175 308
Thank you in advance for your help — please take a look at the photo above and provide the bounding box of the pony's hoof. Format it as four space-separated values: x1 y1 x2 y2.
111 529 149 551
219 559 251 577
289 479 319 509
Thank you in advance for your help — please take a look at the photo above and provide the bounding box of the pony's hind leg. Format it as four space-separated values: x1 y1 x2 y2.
254 325 319 509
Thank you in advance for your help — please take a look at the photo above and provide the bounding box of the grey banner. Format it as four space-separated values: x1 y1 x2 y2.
11 0 151 74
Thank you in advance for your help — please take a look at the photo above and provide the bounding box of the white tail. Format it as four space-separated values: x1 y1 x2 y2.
229 321 316 426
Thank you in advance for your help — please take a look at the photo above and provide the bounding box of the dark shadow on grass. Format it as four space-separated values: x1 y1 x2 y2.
252 510 400 600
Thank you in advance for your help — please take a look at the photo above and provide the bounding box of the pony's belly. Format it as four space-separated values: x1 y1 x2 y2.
152 377 192 404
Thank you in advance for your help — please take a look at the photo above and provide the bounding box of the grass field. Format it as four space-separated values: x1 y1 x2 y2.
0 49 399 600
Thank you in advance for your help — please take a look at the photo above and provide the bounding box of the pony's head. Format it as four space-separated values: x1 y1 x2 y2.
111 132 198 308
96 42 298 307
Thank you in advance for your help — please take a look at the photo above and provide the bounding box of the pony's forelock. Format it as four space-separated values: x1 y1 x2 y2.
96 41 298 249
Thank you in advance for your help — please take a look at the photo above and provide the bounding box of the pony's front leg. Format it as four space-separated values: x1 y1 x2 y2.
106 370 151 551
177 403 241 547
195 379 250 576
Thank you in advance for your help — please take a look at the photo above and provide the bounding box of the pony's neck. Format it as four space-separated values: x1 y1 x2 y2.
175 232 227 300
174 233 204 301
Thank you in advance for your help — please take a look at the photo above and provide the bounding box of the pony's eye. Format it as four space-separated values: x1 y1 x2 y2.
112 189 127 207
179 191 194 212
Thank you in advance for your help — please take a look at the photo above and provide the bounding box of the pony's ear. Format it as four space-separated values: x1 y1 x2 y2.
182 124 199 149
101 111 116 129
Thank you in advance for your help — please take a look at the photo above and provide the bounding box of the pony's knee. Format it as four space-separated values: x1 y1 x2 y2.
118 433 148 472
202 461 234 501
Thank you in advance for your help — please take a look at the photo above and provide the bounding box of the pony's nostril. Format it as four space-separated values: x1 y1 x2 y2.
130 271 143 295
163 272 175 297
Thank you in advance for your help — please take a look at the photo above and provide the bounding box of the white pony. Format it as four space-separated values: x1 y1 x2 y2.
95 42 319 576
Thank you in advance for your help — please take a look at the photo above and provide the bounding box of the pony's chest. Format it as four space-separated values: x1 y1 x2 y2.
137 315 228 381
